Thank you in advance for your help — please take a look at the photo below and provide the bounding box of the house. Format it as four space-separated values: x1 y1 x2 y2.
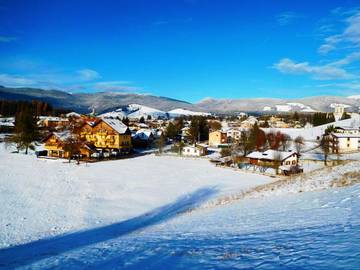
209 130 227 147
43 131 96 158
334 126 360 135
79 118 132 154
225 127 246 141
246 150 299 167
329 133 360 153
0 117 15 133
182 144 208 157
37 116 69 129
333 104 345 121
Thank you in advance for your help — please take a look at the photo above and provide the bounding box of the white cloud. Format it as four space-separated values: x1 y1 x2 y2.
318 9 360 54
276 12 301 26
318 81 360 90
273 58 353 80
329 52 360 66
0 36 17 42
94 81 141 92
0 74 36 87
77 69 101 81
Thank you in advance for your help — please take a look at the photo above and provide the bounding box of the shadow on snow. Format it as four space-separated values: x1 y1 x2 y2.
0 186 218 269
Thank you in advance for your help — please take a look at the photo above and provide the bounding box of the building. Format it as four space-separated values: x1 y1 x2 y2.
43 131 96 158
209 130 227 147
79 118 132 154
246 150 299 167
330 133 360 153
333 105 345 121
182 144 208 157
37 116 69 129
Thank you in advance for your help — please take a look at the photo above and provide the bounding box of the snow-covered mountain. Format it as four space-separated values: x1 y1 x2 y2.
168 108 211 117
1 86 360 114
100 104 168 119
100 105 211 119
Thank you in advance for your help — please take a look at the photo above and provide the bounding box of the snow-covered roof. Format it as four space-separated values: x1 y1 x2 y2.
66 112 81 118
102 118 129 134
331 133 360 138
53 130 72 141
247 150 297 161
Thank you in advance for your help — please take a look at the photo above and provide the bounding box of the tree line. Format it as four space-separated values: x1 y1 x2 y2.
0 99 69 117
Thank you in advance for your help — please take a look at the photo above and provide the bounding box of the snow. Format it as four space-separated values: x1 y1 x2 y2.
102 118 129 134
348 95 360 99
100 104 167 120
275 104 292 112
263 114 360 140
168 108 211 117
246 149 297 161
330 103 352 108
0 144 273 250
127 104 167 119
1 143 360 269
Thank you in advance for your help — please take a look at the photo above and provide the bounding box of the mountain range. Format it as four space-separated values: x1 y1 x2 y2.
1 86 359 114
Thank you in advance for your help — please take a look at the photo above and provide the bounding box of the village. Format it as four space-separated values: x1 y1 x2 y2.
1 100 359 177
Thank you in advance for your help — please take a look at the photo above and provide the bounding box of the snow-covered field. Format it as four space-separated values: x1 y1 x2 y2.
1 144 360 269
0 144 273 248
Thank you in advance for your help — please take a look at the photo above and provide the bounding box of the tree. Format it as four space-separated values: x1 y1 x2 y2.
147 115 152 120
220 147 231 157
249 123 266 151
6 107 39 154
294 136 304 155
139 116 145 123
63 135 82 164
122 117 129 126
177 141 185 155
238 130 252 156
209 120 222 131
166 122 179 139
157 134 166 154
341 112 351 120
280 133 291 151
320 135 331 166
325 125 336 135
63 118 86 164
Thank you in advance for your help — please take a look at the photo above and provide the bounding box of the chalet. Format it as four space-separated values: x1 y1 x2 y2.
79 118 132 154
247 150 299 167
43 131 96 158
37 116 69 129
209 130 227 147
0 117 15 133
182 144 208 157
329 133 360 153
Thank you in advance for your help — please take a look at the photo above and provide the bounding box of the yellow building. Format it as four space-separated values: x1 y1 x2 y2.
80 118 132 154
43 131 96 158
209 130 227 147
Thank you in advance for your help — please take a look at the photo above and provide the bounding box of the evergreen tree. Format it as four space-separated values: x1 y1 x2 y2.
7 107 39 154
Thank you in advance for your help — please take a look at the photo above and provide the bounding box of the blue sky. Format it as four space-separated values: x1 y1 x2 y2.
0 0 360 102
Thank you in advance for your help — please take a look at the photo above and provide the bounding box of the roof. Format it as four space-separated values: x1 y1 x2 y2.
334 126 358 130
102 118 129 134
53 130 73 141
246 149 297 161
331 132 360 138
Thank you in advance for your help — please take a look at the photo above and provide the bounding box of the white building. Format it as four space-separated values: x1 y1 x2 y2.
330 133 360 153
182 144 208 157
333 105 345 121
246 150 299 166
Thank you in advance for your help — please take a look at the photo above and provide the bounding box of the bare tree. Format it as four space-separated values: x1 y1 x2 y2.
320 135 331 166
281 134 292 151
294 136 304 155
